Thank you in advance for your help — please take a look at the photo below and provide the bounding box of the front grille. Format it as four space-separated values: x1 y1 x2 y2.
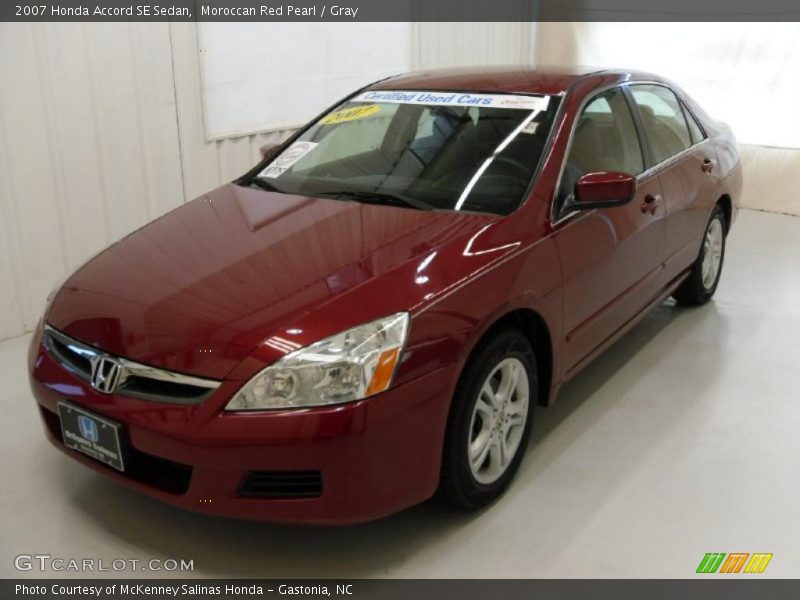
239 471 323 499
43 325 220 405
47 333 93 376
40 406 193 495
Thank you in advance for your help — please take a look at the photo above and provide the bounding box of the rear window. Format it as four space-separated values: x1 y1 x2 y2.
630 85 694 164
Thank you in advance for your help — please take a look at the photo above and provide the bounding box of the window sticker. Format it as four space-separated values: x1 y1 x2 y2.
522 122 540 135
352 91 550 112
320 104 381 125
260 141 318 178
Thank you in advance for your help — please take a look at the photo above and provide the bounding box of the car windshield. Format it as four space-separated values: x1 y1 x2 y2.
249 90 559 216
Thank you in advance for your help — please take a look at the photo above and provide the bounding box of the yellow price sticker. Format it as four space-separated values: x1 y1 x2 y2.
320 104 380 125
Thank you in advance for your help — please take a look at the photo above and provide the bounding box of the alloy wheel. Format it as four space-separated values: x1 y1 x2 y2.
467 357 530 485
701 218 724 289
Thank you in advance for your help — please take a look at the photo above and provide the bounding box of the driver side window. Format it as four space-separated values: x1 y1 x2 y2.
556 87 644 214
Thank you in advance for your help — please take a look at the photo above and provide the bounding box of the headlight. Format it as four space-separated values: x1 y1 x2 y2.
225 312 410 411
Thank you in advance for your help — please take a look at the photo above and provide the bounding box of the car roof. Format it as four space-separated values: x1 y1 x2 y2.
369 66 663 96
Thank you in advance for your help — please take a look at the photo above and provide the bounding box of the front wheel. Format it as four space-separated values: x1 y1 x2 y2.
439 330 537 509
673 204 727 306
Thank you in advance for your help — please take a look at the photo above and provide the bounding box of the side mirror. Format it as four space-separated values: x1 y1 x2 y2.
259 143 280 160
573 171 637 210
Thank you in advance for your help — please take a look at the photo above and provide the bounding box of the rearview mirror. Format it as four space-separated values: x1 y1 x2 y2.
573 171 637 210
259 143 280 159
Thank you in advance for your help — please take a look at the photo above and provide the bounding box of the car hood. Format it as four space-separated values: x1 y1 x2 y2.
46 184 501 379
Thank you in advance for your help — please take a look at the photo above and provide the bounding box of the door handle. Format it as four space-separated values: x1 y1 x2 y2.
641 194 662 215
701 158 716 173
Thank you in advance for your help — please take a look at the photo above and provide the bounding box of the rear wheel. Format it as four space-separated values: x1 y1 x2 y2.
673 204 727 306
440 330 537 509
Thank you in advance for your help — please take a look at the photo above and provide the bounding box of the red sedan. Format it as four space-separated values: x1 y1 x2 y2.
29 67 741 524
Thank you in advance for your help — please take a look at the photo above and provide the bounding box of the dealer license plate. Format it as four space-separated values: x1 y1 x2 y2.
58 402 125 472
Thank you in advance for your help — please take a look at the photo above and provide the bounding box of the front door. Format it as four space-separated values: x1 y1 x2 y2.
552 86 667 375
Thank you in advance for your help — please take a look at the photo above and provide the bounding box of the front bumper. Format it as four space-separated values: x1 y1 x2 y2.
28 327 454 524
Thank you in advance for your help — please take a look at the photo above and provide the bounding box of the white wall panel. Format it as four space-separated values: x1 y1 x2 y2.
0 23 184 340
37 24 108 267
414 22 533 69
738 145 800 216
0 23 74 339
197 23 413 139
168 23 293 202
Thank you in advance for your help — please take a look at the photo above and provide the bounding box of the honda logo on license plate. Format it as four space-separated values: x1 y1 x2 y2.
77 415 99 443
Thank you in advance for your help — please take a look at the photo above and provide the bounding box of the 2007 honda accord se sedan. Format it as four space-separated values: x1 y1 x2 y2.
29 67 741 524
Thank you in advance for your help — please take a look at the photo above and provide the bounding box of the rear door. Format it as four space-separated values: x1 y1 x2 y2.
552 86 667 375
628 84 721 282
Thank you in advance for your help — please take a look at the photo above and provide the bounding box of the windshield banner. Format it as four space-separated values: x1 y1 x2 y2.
353 91 550 111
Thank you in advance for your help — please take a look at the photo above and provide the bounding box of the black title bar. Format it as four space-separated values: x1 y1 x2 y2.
5 580 800 600
3 0 800 22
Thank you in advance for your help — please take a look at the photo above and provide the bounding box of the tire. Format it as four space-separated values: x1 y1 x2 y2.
440 329 537 510
673 204 727 306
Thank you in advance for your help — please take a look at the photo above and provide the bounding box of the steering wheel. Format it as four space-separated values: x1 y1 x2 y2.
432 155 531 190
489 155 531 179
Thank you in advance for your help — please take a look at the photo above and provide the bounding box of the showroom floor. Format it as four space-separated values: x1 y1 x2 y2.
1 208 798 579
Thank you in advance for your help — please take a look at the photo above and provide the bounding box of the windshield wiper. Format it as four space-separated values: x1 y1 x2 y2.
316 190 433 211
239 177 281 193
